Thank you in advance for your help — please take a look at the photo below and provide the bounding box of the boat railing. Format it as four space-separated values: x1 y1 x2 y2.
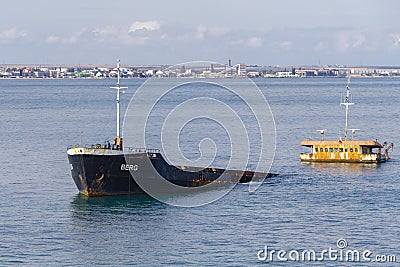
67 144 160 154
67 143 112 150
123 147 160 153
67 144 84 150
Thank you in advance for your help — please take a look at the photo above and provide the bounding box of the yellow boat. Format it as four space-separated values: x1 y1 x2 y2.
300 78 393 164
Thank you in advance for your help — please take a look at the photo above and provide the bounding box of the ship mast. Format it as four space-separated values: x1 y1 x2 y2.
110 59 128 139
341 76 354 141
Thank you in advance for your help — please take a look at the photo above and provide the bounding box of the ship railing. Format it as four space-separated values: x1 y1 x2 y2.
66 143 111 150
67 144 83 150
66 144 160 154
123 147 160 154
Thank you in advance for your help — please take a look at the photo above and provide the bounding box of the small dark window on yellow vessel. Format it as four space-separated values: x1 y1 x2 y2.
339 148 344 152
320 148 323 152
329 148 333 152
355 148 358 152
325 148 328 152
334 148 338 152
345 148 348 152
350 148 353 152
315 147 318 152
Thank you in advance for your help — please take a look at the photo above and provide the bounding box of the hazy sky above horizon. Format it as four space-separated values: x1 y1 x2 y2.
1 0 399 66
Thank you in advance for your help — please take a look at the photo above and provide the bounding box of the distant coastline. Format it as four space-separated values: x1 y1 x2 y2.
1 63 400 79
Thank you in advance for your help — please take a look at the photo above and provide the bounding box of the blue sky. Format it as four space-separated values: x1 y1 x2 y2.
1 0 399 65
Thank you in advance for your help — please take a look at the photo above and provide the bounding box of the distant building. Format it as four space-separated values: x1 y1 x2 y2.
237 64 246 76
296 70 317 77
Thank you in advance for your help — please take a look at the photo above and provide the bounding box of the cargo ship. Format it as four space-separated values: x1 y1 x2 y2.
300 77 393 163
67 60 276 196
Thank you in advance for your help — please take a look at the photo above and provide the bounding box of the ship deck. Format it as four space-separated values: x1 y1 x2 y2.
300 140 383 148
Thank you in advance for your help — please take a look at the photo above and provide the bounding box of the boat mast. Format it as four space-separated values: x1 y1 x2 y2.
110 59 128 139
341 76 354 141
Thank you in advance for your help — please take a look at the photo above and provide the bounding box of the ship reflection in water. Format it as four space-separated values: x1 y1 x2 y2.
300 161 379 178
69 194 164 221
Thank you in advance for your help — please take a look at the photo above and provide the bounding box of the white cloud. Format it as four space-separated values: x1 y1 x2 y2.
0 27 27 42
76 23 165 46
195 24 207 40
63 28 87 44
194 24 230 40
122 36 149 46
45 34 60 44
231 39 244 46
231 36 263 48
248 37 263 47
209 26 230 37
336 31 366 52
279 40 292 49
129 21 160 33
352 34 365 48
93 26 119 37
391 34 400 46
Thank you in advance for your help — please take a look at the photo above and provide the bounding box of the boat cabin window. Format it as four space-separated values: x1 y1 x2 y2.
362 147 370 154
355 148 358 153
334 148 338 153
350 148 353 152
320 148 323 152
315 147 318 153
329 148 333 152
339 148 344 152
345 148 348 152
325 148 328 152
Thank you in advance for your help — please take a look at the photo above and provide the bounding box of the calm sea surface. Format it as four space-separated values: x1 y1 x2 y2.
0 78 399 266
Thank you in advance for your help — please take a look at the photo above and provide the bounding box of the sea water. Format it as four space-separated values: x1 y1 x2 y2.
0 78 399 266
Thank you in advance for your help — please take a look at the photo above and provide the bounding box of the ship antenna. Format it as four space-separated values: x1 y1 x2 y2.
317 129 326 141
110 59 128 139
341 75 354 141
349 128 360 140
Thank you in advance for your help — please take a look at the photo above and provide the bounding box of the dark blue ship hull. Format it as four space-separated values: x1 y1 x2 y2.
68 152 275 196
